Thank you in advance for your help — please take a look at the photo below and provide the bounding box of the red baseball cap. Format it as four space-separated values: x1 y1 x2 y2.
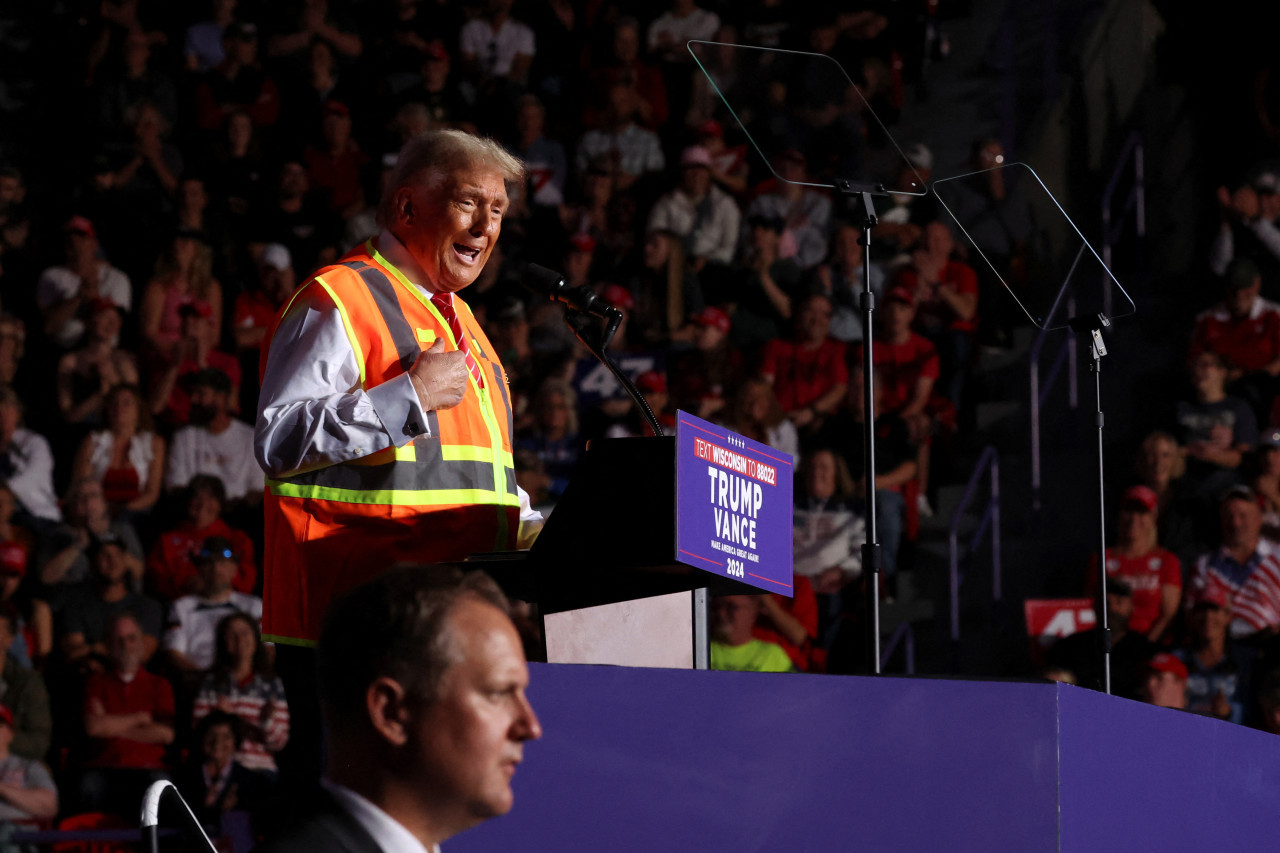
636 370 667 394
64 215 96 238
0 542 26 577
323 100 351 119
692 306 731 333
600 284 634 311
425 40 449 62
0 705 12 728
568 232 596 254
885 287 914 307
1121 485 1158 513
696 119 723 139
1145 653 1188 681
178 299 214 320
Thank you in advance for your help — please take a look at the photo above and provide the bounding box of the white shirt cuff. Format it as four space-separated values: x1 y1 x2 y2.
367 373 432 444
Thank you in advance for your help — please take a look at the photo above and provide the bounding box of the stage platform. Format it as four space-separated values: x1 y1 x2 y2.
451 662 1280 852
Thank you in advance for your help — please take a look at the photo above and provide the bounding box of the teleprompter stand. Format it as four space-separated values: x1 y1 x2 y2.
838 181 888 675
1068 312 1113 694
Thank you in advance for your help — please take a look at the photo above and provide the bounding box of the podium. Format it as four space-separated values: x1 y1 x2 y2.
469 426 793 668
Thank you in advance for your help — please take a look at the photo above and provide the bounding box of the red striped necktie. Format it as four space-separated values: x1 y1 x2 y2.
431 292 484 388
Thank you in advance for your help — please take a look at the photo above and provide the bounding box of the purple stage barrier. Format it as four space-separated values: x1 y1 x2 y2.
450 663 1280 852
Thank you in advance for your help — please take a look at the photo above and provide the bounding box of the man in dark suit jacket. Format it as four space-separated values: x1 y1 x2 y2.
255 566 542 853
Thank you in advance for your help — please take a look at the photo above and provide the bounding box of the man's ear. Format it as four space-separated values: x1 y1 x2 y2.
394 188 415 226
366 676 411 747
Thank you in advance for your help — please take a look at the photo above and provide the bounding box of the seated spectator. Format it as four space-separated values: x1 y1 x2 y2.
106 101 183 222
1133 430 1203 569
149 302 241 428
1084 485 1181 643
146 476 256 602
669 306 741 421
459 0 535 119
0 704 57 824
818 364 917 579
1176 585 1256 724
1046 578 1155 699
1188 486 1280 639
515 380 584 505
1254 428 1280 540
753 579 819 672
727 214 803 347
694 119 749 197
184 0 237 72
303 101 368 221
40 479 145 591
192 613 288 777
177 710 270 832
280 39 359 146
513 94 568 211
36 216 131 351
627 229 703 348
744 150 832 271
80 613 175 815
1188 257 1280 418
164 537 262 677
0 486 34 562
894 221 979 408
709 594 793 673
233 244 297 355
165 369 259 504
95 28 178 142
760 292 848 437
1209 177 1280 289
647 146 741 271
584 17 668 131
140 229 223 363
1175 350 1257 501
864 288 941 511
196 23 280 131
248 160 343 275
647 0 720 66
809 221 888 343
1256 670 1280 735
575 84 665 192
1139 652 1189 711
71 384 166 515
0 387 60 523
56 300 139 426
725 377 800 462
266 0 363 65
793 448 865 648
59 533 164 667
207 111 267 226
0 546 50 667
0 604 51 760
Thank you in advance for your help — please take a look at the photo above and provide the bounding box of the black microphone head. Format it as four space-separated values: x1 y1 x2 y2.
522 263 566 296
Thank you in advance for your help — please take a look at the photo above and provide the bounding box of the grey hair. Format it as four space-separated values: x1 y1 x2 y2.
378 129 526 227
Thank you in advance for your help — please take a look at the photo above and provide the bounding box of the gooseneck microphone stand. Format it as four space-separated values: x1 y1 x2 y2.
838 181 886 675
563 308 664 438
1068 312 1112 694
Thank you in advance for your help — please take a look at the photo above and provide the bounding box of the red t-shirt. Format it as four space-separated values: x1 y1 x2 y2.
856 335 940 414
233 290 281 336
1189 299 1280 373
760 338 848 412
753 575 819 671
146 518 257 602
896 260 980 334
1085 547 1182 636
83 669 175 769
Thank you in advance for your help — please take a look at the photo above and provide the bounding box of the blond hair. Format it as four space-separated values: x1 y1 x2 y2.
378 129 525 227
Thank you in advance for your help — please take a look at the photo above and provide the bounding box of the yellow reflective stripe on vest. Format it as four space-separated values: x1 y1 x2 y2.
268 479 522 507
313 275 366 387
442 444 515 467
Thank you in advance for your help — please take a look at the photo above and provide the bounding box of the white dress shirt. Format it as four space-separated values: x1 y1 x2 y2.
255 232 543 533
2 428 61 522
167 418 261 500
322 779 441 853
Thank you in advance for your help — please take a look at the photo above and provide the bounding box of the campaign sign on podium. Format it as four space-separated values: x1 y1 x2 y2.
675 411 794 596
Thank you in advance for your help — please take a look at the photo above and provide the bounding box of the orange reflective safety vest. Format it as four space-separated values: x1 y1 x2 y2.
259 241 520 646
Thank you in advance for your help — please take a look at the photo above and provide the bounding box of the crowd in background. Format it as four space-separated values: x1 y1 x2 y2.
0 0 1277 841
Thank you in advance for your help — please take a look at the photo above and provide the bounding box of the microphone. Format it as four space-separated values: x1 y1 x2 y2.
522 263 623 321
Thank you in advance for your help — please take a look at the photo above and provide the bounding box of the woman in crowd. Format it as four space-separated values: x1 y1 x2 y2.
192 613 289 778
140 228 222 361
70 384 165 516
515 379 584 504
55 301 139 426
69 381 163 514
1133 429 1202 570
724 376 800 463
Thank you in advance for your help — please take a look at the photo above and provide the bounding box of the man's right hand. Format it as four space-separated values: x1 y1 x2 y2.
410 338 469 412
